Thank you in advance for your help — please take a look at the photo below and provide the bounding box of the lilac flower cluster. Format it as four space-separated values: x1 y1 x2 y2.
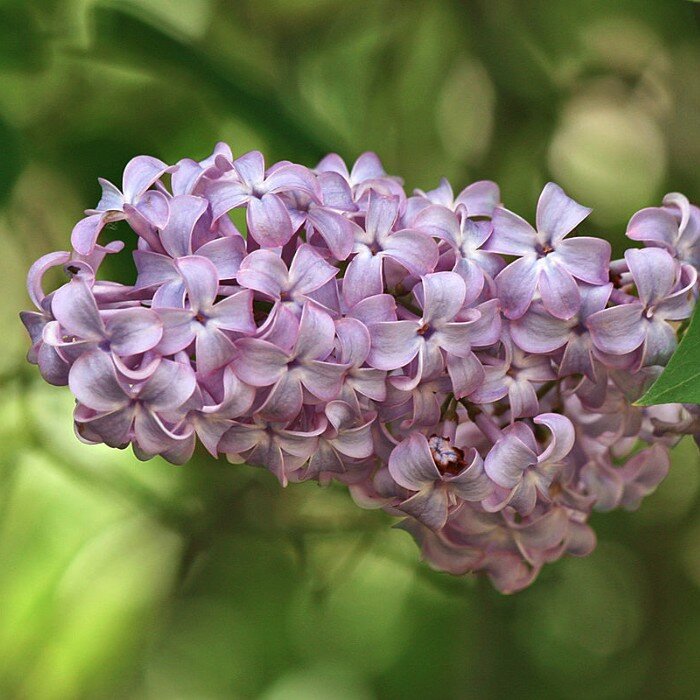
21 144 700 593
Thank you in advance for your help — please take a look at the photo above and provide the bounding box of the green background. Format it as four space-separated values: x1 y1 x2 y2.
1 1 699 698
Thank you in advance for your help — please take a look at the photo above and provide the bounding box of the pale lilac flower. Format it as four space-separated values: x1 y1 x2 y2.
588 248 696 367
510 282 613 380
154 255 255 374
205 150 318 247
134 194 245 307
73 156 170 255
301 401 376 482
388 433 492 530
367 272 500 397
70 350 196 455
405 178 501 224
236 243 338 311
627 192 700 269
484 413 575 516
488 183 610 319
342 192 438 307
20 144 700 594
219 416 324 486
235 302 348 422
414 203 503 303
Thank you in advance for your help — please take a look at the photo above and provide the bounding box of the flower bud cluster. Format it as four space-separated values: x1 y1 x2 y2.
21 144 699 592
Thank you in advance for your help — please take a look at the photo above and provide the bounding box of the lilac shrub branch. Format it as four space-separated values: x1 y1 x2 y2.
20 144 700 593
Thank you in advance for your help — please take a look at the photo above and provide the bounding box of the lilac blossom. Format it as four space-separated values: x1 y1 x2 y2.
588 248 696 367
20 145 699 594
488 182 611 320
388 433 492 530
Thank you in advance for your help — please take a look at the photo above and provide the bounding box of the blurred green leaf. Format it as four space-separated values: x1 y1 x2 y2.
81 5 337 162
636 305 700 405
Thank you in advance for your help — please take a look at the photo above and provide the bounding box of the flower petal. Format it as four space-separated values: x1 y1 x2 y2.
539 258 580 320
536 182 591 243
389 432 441 490
495 255 539 319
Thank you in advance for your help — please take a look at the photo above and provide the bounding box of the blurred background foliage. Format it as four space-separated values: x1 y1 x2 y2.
1 0 699 698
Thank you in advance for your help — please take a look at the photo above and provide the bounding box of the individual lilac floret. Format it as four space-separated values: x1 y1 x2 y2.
388 433 492 530
366 271 500 397
234 302 348 422
205 150 318 247
483 414 575 516
156 256 255 374
627 192 700 269
414 203 503 303
587 248 696 368
510 282 613 380
342 192 438 307
71 350 196 459
74 156 170 255
487 183 610 320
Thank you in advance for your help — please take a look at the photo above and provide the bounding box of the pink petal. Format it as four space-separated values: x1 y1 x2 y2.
539 258 580 320
495 256 539 320
367 320 420 370
535 182 591 243
247 193 294 248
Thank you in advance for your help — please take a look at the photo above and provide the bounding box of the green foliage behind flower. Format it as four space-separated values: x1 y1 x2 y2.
0 1 699 698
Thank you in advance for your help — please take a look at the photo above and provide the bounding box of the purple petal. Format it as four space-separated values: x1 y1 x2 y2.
400 488 450 531
414 205 460 248
335 317 370 366
495 256 539 319
367 320 420 370
641 318 677 366
306 207 359 261
484 433 537 488
342 250 383 307
536 182 591 243
160 195 207 258
138 359 197 410
257 372 303 422
539 259 580 320
51 278 104 340
534 413 575 464
447 351 485 399
26 251 71 308
210 289 255 334
487 208 537 256
294 301 336 360
299 360 347 401
555 237 610 285
69 350 128 412
420 271 466 325
234 338 289 386
196 236 246 281
388 432 440 490
122 155 169 203
626 207 679 248
236 249 287 300
206 180 250 220
263 163 317 196
247 194 294 248
289 243 338 296
382 230 439 276
233 150 264 186
105 308 163 356
366 193 400 240
176 255 219 313
196 326 237 374
625 247 677 307
351 152 386 182
454 180 500 217
71 214 106 256
510 303 570 353
587 303 646 355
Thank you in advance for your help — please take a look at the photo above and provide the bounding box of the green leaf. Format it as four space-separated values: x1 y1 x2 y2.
636 303 700 406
